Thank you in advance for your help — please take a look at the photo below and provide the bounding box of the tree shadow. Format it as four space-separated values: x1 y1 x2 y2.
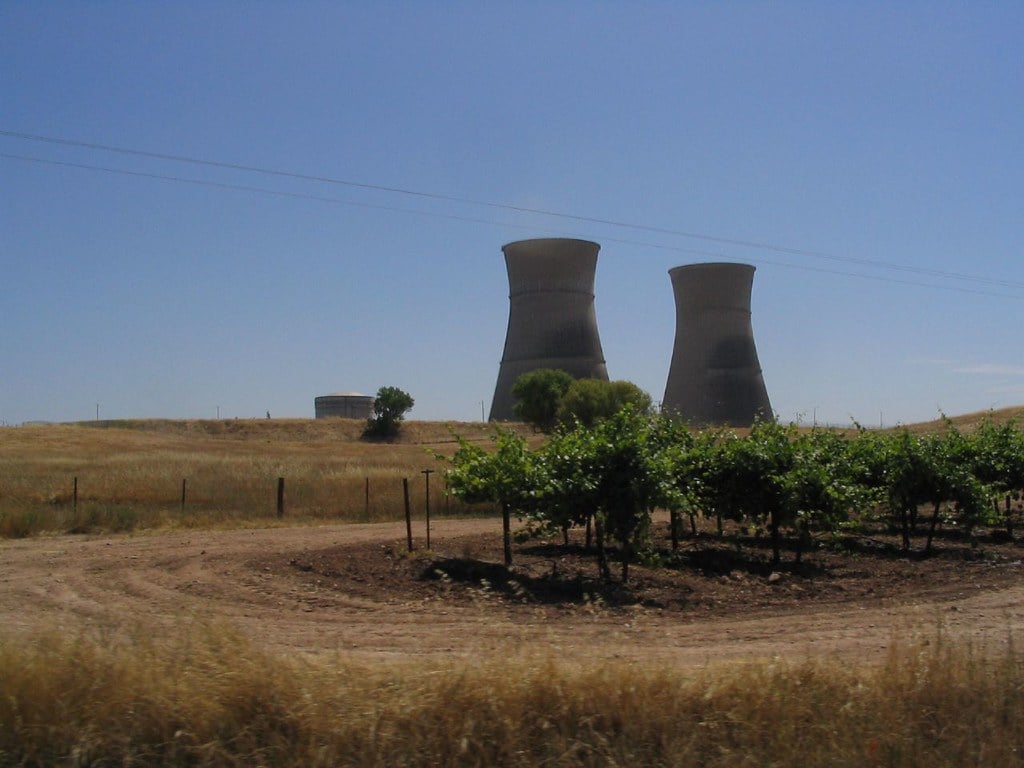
421 557 640 606
665 544 827 578
823 530 1005 562
518 541 592 558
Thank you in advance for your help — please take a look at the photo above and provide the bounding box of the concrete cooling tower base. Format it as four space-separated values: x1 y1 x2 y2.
662 262 772 427
489 238 608 421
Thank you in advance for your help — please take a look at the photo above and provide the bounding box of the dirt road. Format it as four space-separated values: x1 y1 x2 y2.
3 519 1022 665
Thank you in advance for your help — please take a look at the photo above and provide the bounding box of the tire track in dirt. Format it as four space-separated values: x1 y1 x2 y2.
2 520 1023 665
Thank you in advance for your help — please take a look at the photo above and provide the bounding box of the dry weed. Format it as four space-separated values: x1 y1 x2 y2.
1 620 1023 767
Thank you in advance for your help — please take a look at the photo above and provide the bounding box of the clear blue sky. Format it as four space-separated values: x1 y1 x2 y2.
3 2 1022 427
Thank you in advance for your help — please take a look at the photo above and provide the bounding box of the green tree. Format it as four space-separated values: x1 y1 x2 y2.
718 420 796 567
363 386 414 438
556 379 652 429
588 408 680 582
511 369 575 432
690 421 870 567
783 428 874 563
445 428 544 565
918 423 993 552
970 419 1024 538
855 427 990 554
656 418 708 546
532 423 604 559
536 408 678 582
867 429 939 552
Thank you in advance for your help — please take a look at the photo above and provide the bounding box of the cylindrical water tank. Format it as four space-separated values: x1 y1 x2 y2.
489 238 609 421
662 263 772 426
314 392 375 420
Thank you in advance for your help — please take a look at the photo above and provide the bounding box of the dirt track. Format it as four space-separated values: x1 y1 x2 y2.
3 519 1023 665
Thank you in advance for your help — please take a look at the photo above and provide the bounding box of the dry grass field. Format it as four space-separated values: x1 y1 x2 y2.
5 619 1024 767
5 408 1020 540
3 412 1024 766
0 418 533 537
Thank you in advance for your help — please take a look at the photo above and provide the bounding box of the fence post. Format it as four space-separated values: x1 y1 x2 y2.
403 477 413 552
277 477 285 518
73 476 78 514
444 470 450 516
181 478 187 511
422 469 435 550
365 477 369 519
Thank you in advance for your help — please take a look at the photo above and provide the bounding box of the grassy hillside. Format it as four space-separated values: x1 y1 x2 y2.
2 408 1021 539
0 418 536 537
896 405 1024 434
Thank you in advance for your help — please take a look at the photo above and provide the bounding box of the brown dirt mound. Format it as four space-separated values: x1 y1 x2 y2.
276 522 1024 621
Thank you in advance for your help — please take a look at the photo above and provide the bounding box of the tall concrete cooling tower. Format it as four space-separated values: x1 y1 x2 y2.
662 262 772 427
489 238 609 421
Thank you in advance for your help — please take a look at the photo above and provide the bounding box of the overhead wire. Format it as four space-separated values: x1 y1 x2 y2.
6 152 1022 301
3 131 1023 297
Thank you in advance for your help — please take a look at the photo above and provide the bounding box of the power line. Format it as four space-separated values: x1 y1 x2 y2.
594 232 1024 299
5 151 1022 301
3 129 1021 291
0 153 508 222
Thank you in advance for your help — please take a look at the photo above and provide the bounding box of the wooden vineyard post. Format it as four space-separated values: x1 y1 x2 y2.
277 477 285 518
444 471 450 516
403 477 413 552
502 502 512 566
422 469 434 551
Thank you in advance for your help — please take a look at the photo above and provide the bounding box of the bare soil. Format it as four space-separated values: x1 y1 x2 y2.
3 517 1024 666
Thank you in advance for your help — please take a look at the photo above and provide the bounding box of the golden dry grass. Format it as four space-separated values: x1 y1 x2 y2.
5 414 1024 765
1 619 1022 767
898 405 1024 434
0 419 538 537
3 408 1022 538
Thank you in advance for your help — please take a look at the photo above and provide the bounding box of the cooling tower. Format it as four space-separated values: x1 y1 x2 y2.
662 263 772 427
489 238 609 421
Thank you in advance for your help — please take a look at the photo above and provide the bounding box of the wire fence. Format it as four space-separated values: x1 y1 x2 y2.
0 473 496 538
